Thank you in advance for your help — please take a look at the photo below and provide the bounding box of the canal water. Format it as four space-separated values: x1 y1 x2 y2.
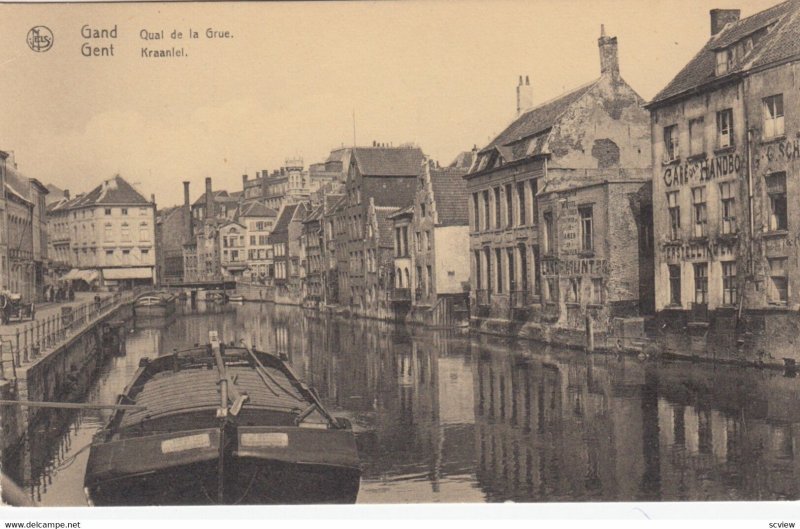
5 301 800 505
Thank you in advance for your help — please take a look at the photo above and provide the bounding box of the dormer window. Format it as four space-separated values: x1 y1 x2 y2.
715 50 729 76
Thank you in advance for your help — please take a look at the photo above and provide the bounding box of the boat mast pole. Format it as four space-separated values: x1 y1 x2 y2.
210 331 227 504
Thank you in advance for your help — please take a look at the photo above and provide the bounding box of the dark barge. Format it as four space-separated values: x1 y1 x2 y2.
83 331 360 505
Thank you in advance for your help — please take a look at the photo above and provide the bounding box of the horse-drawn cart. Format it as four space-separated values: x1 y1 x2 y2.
0 292 35 325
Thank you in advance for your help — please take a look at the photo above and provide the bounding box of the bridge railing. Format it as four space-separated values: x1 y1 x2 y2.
0 290 136 380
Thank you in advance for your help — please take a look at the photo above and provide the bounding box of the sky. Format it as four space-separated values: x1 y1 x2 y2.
0 0 782 208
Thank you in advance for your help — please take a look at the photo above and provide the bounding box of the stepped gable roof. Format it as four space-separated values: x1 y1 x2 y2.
73 175 150 207
352 146 425 177
429 166 470 226
240 200 277 218
478 81 598 162
650 1 799 106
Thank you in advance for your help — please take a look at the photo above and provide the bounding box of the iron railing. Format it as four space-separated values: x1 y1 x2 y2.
0 290 136 380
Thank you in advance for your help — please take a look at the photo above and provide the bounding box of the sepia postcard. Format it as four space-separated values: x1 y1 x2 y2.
0 0 799 524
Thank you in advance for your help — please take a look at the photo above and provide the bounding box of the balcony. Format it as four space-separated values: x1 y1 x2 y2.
389 288 411 303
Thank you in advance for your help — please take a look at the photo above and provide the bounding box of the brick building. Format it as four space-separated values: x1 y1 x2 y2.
464 28 653 346
321 145 425 317
389 159 471 326
646 1 800 359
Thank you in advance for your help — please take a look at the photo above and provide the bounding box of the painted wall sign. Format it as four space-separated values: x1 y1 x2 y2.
558 198 580 256
663 239 737 262
541 258 609 277
663 151 742 188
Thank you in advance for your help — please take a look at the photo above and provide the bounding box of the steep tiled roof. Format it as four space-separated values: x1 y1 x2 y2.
240 200 277 218
374 206 397 247
73 175 150 207
430 167 470 226
352 146 425 177
650 1 798 106
303 204 324 223
387 204 413 220
270 204 298 238
449 150 476 170
192 190 230 207
479 81 597 159
156 205 181 224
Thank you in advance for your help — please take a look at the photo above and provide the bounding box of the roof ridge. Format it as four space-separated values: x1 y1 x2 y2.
518 78 599 121
743 3 800 69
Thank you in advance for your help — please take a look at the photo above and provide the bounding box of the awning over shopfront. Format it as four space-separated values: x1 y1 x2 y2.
102 267 153 280
60 269 100 283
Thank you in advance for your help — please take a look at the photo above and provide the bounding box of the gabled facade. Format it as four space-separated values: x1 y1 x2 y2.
58 174 156 288
269 203 308 303
321 144 424 317
218 221 247 279
389 159 471 325
239 200 277 282
646 1 800 359
464 28 652 346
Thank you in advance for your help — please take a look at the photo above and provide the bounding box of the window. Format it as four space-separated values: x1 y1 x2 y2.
494 187 501 229
546 277 559 302
694 263 708 304
104 208 112 216
766 172 787 231
591 278 604 305
689 117 705 155
507 247 515 291
768 257 788 304
579 206 593 252
474 250 482 290
142 249 149 256
567 277 581 303
669 264 681 305
426 230 432 251
505 183 513 228
472 193 480 231
529 179 538 224
250 235 256 245
140 207 147 215
517 182 526 226
420 202 426 218
667 191 680 239
717 109 734 148
416 232 421 252
105 250 113 256
720 181 736 234
722 261 737 306
495 248 503 294
121 208 128 216
763 94 784 138
139 223 149 242
692 186 707 237
715 50 729 76
543 212 554 254
482 190 490 231
664 125 679 162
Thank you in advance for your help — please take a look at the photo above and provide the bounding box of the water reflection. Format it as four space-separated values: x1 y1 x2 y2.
5 301 800 504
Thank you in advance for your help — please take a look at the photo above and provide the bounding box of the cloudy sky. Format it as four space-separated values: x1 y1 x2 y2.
0 0 779 207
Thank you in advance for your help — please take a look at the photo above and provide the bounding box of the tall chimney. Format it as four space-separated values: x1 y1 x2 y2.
183 181 193 240
598 25 619 77
261 170 268 198
710 9 740 36
516 75 533 117
64 189 70 200
205 177 214 219
150 193 156 205
242 173 248 191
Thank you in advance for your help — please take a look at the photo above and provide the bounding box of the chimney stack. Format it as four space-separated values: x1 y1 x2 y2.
205 177 214 219
242 173 248 190
183 181 193 241
516 75 533 117
710 9 740 36
261 170 268 198
64 189 70 200
598 25 619 77
150 193 156 205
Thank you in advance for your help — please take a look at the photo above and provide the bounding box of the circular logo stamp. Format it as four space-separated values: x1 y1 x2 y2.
27 26 54 52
